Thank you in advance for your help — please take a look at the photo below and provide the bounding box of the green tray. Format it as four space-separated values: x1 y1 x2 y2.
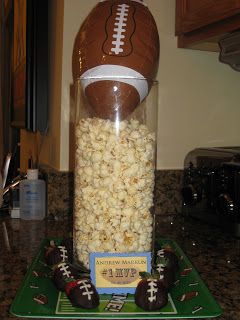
10 238 222 319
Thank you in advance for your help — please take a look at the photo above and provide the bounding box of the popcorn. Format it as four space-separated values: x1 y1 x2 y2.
74 118 155 268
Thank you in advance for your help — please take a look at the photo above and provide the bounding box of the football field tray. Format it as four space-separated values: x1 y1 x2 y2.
10 238 222 319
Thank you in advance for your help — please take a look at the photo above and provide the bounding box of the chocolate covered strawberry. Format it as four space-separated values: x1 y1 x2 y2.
65 279 99 309
135 278 168 311
156 247 179 273
155 261 175 290
52 262 80 291
61 237 73 260
45 245 72 266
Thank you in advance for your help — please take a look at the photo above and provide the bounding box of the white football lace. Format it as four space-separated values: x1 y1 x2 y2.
99 0 147 6
111 4 130 55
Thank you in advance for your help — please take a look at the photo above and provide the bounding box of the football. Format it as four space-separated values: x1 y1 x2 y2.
72 0 159 120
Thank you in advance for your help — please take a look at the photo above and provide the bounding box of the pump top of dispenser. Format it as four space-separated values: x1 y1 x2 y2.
27 169 38 180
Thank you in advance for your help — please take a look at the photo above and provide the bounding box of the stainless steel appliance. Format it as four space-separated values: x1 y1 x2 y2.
182 147 240 237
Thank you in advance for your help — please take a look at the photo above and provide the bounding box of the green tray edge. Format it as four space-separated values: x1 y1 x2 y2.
156 238 223 318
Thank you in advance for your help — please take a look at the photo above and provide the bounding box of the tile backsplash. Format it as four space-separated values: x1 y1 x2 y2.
41 166 183 220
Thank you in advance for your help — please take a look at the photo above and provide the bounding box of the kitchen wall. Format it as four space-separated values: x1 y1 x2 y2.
32 0 240 172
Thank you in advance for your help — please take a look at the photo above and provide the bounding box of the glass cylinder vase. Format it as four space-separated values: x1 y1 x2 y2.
73 77 158 269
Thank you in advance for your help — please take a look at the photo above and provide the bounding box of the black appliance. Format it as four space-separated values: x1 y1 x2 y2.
182 147 240 237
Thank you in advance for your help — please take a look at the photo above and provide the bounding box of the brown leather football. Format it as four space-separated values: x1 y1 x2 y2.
72 0 159 120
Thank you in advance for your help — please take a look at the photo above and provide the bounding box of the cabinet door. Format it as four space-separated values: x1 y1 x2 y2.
176 0 240 34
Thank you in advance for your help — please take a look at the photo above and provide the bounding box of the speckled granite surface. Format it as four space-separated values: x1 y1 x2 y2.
0 214 239 319
154 170 183 215
41 167 183 219
40 166 74 220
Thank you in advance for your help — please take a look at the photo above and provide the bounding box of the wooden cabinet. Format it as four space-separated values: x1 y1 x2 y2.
176 0 240 51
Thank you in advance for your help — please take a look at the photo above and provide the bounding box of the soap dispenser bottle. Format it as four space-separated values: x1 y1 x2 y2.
20 169 46 220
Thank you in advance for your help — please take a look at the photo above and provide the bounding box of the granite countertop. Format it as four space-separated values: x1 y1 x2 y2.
0 214 239 320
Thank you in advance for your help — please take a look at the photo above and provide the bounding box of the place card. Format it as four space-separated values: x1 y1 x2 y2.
89 252 151 294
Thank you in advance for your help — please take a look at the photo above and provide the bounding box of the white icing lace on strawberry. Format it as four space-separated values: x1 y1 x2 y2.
147 279 158 302
59 262 71 277
77 280 94 300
